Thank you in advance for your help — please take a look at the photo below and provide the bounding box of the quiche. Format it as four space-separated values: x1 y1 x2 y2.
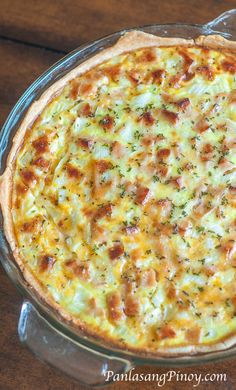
1 32 236 356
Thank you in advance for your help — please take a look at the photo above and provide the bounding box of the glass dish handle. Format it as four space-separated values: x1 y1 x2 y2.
205 9 236 37
18 301 133 386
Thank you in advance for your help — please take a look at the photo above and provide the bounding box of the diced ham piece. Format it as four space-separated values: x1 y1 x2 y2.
201 143 214 161
157 325 176 340
195 118 209 133
124 294 140 316
161 109 179 125
186 327 201 343
32 157 50 170
65 260 90 280
111 141 126 158
94 203 113 221
74 264 90 280
157 148 171 160
88 297 104 317
175 97 190 111
77 138 94 150
139 111 155 126
196 65 214 80
231 296 236 309
140 269 157 287
128 69 142 84
107 291 124 322
20 216 42 234
177 219 192 236
100 115 114 131
146 69 165 85
39 255 56 272
16 183 28 195
136 186 151 205
20 169 37 186
141 134 164 147
95 160 113 173
125 225 140 235
80 103 93 117
32 135 49 154
220 240 236 261
104 64 121 81
167 285 176 299
222 60 236 74
171 176 184 189
156 199 172 221
156 164 169 177
138 48 156 63
108 242 124 260
70 80 80 99
65 163 82 179
218 157 234 173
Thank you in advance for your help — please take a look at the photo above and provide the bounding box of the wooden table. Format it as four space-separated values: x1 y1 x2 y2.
0 1 236 389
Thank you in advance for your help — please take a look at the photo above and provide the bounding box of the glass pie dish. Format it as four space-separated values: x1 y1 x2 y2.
0 9 236 386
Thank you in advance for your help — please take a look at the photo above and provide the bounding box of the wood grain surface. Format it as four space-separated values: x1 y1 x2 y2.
0 0 236 51
0 1 236 389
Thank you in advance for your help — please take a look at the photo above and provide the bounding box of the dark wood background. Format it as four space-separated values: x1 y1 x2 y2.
1 1 236 389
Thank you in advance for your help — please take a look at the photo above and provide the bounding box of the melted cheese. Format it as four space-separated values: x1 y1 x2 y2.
11 45 236 351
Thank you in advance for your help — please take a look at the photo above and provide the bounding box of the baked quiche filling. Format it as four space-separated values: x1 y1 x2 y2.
9 42 236 351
